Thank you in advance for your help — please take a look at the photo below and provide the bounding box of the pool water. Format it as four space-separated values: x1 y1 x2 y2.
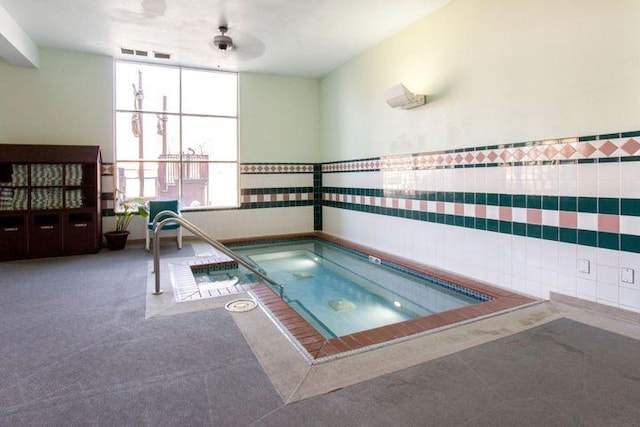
231 240 480 339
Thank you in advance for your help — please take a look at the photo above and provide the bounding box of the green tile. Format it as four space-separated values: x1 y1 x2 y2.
599 132 620 140
559 196 577 212
428 212 436 222
621 199 640 217
513 222 527 236
527 195 541 209
445 215 455 225
445 192 454 203
598 232 619 250
579 135 597 142
476 193 487 205
559 228 577 244
427 192 437 201
499 194 512 207
598 198 619 215
527 224 542 238
542 226 559 241
512 194 527 208
621 234 640 253
578 230 598 247
487 193 499 206
487 219 499 232
464 193 475 204
499 221 512 234
436 213 445 224
454 192 464 203
621 131 640 138
436 192 445 202
542 196 559 211
454 215 465 227
464 217 475 228
475 218 487 230
578 197 598 213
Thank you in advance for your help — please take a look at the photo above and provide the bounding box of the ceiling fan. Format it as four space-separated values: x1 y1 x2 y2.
211 25 265 62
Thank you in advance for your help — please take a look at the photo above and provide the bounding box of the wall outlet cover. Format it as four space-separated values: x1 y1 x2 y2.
578 259 590 274
621 268 635 284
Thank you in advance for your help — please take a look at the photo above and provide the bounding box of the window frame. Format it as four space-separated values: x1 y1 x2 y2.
114 59 240 211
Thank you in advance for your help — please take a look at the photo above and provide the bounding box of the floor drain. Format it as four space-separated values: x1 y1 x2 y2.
225 298 257 313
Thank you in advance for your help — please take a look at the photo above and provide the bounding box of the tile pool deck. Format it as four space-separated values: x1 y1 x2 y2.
224 233 537 360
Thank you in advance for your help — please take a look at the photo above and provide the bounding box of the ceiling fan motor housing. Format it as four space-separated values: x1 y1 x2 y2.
213 26 233 50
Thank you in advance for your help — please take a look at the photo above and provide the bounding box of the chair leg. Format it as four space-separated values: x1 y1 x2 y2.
177 227 182 249
145 229 150 251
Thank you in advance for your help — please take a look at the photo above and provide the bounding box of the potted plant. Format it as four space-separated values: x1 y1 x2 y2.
104 189 149 250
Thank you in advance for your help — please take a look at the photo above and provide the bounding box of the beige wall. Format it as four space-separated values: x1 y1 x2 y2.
320 0 640 161
0 48 114 159
239 73 320 162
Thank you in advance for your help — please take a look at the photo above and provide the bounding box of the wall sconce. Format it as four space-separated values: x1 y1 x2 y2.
385 83 426 110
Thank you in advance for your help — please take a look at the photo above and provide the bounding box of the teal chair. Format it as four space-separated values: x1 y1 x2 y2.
145 200 182 251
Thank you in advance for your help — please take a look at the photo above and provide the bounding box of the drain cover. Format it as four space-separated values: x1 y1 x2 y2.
225 298 257 313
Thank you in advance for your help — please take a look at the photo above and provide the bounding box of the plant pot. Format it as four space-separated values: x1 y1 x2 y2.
104 230 130 251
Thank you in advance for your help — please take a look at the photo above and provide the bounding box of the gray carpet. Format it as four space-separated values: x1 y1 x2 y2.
1 245 640 426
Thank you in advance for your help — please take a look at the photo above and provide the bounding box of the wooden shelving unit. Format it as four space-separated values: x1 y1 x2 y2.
0 144 101 260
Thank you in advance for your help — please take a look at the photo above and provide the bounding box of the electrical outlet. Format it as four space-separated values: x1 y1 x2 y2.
621 268 635 284
578 259 590 274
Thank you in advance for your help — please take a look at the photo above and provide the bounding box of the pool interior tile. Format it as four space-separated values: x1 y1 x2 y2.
244 234 537 361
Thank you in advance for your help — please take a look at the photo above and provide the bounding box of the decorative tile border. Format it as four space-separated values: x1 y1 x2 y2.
323 188 640 253
241 163 315 174
322 131 640 173
240 186 314 209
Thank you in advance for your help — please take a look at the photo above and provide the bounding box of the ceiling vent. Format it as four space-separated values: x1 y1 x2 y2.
153 51 171 60
120 48 135 55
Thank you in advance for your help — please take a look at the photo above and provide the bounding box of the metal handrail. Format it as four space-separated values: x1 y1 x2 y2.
151 210 284 299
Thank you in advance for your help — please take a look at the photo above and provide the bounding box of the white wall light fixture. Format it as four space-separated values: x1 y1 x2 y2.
385 83 426 110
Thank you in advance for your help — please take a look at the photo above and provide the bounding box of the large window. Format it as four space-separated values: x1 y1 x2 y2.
115 61 238 209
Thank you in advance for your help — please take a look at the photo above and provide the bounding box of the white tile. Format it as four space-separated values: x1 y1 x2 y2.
486 205 499 220
558 179 577 196
558 242 577 274
444 202 455 215
577 212 598 231
541 210 559 227
464 203 475 216
597 248 620 268
558 273 577 297
576 163 598 197
620 286 640 311
597 264 619 286
620 216 640 235
598 179 620 198
558 163 577 181
241 173 313 188
512 207 527 223
576 277 597 301
620 162 640 197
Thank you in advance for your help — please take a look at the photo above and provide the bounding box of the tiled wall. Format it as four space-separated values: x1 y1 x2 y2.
99 131 640 312
100 162 316 239
322 131 640 313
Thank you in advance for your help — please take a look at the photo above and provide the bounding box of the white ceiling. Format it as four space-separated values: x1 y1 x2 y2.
0 0 450 78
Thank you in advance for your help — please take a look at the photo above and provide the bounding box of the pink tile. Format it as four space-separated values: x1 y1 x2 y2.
598 214 620 233
455 203 464 216
420 200 428 211
257 194 264 202
369 196 375 205
527 209 542 224
381 198 387 207
436 201 445 213
360 195 365 204
405 199 412 210
558 212 575 228
392 199 399 208
499 206 512 221
475 204 486 218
